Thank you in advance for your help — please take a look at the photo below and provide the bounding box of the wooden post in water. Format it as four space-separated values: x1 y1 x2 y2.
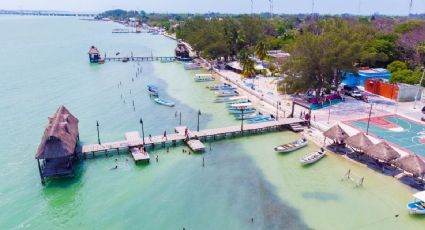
37 160 45 185
96 121 101 145
241 108 244 133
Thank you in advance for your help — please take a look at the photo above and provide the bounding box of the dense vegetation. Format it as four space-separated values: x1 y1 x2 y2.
99 10 425 92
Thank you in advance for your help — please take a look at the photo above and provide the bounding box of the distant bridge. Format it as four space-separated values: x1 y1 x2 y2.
0 10 96 17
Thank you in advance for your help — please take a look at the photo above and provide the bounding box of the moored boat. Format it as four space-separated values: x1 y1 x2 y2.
153 97 175 107
216 91 239 97
228 107 256 114
274 139 308 153
407 191 425 215
300 149 326 165
208 84 237 91
234 112 263 120
227 102 251 107
147 84 159 96
184 62 201 70
247 116 274 124
194 74 215 82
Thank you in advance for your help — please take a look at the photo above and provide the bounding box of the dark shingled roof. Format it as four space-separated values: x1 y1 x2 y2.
35 106 79 160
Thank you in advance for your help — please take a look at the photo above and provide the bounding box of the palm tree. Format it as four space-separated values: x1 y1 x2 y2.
255 41 267 61
240 49 256 78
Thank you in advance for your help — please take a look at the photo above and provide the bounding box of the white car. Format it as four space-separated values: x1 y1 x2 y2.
350 90 362 99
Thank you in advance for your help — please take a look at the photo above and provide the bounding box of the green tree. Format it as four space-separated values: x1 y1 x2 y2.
280 19 368 94
387 60 407 73
255 41 267 61
239 49 256 78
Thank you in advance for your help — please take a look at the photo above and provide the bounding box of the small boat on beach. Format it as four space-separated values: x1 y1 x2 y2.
228 107 256 114
216 91 239 97
153 97 175 107
147 84 159 96
300 149 326 165
194 74 215 82
407 191 425 215
274 139 308 153
247 116 274 124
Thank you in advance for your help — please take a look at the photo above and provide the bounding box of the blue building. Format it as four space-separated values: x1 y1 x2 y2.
342 68 391 87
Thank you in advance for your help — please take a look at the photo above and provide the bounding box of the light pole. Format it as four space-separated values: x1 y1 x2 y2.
96 121 101 145
327 100 332 124
276 101 281 121
197 110 201 132
139 118 145 145
366 104 373 135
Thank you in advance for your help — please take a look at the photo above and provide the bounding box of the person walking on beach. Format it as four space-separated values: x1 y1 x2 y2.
163 131 167 140
149 134 152 141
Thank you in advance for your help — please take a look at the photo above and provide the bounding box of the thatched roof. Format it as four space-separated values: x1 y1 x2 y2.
394 154 425 177
323 124 349 141
345 132 374 151
364 142 400 162
88 46 100 55
35 106 79 160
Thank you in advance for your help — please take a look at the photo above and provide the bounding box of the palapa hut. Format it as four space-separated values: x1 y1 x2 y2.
345 132 374 152
364 142 400 162
35 106 79 184
88 46 100 63
175 43 191 60
323 124 349 142
394 154 425 177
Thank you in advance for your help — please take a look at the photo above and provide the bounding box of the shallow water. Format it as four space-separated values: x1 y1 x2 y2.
0 16 423 229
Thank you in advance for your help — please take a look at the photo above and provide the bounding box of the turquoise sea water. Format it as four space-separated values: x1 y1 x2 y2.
0 16 423 229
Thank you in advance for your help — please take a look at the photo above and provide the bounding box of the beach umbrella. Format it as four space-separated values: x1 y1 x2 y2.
394 154 425 177
364 142 400 162
323 124 349 141
345 132 374 152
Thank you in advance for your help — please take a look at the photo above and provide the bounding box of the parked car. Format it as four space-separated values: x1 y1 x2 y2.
350 90 363 99
343 85 355 96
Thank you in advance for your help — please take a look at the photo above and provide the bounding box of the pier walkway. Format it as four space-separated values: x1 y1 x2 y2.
104 56 176 62
81 118 304 161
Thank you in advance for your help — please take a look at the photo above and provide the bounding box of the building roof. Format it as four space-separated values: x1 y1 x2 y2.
88 46 100 55
35 106 79 159
358 68 390 77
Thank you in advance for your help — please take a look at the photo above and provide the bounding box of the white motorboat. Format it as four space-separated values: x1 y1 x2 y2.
407 191 425 215
300 150 326 165
274 139 308 153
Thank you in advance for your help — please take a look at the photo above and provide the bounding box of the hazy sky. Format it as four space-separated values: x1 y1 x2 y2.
1 0 425 15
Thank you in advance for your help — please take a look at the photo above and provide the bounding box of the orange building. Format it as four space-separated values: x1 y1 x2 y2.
365 79 398 100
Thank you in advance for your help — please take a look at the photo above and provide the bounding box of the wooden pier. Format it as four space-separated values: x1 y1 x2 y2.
104 56 176 62
81 118 305 161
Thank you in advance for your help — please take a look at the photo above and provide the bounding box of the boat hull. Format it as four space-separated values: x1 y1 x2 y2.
274 141 308 153
407 201 425 214
300 151 326 165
